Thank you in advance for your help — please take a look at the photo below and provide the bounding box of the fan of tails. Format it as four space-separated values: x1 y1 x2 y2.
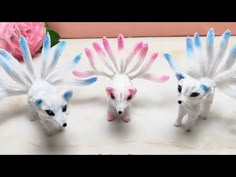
0 33 97 101
164 28 236 99
72 34 169 83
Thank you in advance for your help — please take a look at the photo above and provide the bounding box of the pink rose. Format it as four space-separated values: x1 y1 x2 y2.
0 22 46 61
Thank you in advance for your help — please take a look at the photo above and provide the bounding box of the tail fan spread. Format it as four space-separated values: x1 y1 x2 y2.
73 34 169 83
0 33 97 101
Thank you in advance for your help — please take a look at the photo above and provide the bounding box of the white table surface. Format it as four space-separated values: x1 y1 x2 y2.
1 36 236 154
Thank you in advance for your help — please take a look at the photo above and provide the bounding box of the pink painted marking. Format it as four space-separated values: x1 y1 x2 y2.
123 115 130 122
102 36 110 50
133 41 143 53
118 34 124 51
93 42 106 57
150 52 158 61
72 70 92 78
139 43 148 59
107 114 115 121
159 75 170 81
106 87 114 94
142 74 170 83
85 48 94 65
128 88 137 96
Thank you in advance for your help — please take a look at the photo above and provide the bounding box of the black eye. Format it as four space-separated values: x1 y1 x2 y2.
45 110 55 116
127 95 132 100
178 85 182 93
190 92 200 97
111 93 115 99
62 105 67 112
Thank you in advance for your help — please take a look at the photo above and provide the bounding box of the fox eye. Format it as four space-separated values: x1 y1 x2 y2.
190 92 200 97
111 93 115 99
45 110 55 116
62 105 67 112
178 85 182 93
127 95 132 100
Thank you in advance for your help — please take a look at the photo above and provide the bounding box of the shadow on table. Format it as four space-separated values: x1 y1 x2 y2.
0 106 26 125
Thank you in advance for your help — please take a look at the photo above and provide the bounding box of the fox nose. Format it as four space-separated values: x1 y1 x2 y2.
118 111 123 115
63 123 67 127
178 100 182 104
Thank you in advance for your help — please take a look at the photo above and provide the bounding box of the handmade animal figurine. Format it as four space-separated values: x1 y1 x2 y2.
0 33 97 135
73 34 169 122
164 28 236 132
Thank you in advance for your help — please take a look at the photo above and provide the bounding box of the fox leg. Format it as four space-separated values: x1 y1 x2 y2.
107 102 116 121
199 94 214 120
122 106 130 123
175 105 186 127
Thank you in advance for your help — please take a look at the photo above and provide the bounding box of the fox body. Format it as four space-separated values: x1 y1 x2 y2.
164 28 236 132
175 75 215 131
0 33 97 135
27 81 72 135
73 34 169 122
106 74 137 122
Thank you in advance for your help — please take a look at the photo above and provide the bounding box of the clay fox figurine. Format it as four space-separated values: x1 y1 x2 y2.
73 34 169 122
164 28 236 132
0 33 97 135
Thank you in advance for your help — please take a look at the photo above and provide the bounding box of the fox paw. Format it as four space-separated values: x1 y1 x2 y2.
107 114 115 121
122 116 130 123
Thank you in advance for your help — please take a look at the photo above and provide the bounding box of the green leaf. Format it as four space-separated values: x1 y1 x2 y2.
46 27 60 47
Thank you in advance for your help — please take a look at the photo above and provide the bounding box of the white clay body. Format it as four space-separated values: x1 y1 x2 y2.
175 77 215 132
27 81 71 135
106 74 134 122
164 28 236 132
73 34 169 123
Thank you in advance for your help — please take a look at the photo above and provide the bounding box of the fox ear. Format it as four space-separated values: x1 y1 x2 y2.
128 88 137 96
35 99 43 107
200 84 210 93
63 90 73 102
106 87 114 94
176 73 185 81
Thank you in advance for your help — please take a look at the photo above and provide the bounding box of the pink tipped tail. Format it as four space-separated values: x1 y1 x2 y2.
93 42 106 57
140 73 170 83
72 70 95 78
118 34 124 51
139 43 148 59
85 48 94 66
102 36 110 50
150 52 158 61
133 41 143 53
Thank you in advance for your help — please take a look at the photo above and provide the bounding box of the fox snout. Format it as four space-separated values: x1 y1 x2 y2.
116 103 125 115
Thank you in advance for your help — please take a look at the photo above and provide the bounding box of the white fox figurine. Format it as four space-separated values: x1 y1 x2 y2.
73 34 169 122
0 33 97 135
164 28 236 132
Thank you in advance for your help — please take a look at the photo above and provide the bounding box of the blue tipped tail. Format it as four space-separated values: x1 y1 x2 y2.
220 30 231 49
74 77 98 86
73 54 82 64
194 32 201 48
186 36 193 58
163 53 179 72
207 28 215 47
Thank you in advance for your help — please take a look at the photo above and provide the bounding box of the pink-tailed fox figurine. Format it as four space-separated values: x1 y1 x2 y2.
73 34 169 122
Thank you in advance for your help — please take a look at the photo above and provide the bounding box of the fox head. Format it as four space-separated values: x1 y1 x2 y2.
175 73 211 106
31 89 73 129
106 86 137 115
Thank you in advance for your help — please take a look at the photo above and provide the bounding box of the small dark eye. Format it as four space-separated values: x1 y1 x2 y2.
45 110 55 116
190 92 200 97
111 93 115 99
62 105 67 112
127 95 132 100
178 85 182 93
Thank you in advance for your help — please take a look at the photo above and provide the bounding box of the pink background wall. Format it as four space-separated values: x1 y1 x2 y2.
47 22 236 38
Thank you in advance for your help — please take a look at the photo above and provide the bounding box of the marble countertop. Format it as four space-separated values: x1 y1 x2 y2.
1 36 236 154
